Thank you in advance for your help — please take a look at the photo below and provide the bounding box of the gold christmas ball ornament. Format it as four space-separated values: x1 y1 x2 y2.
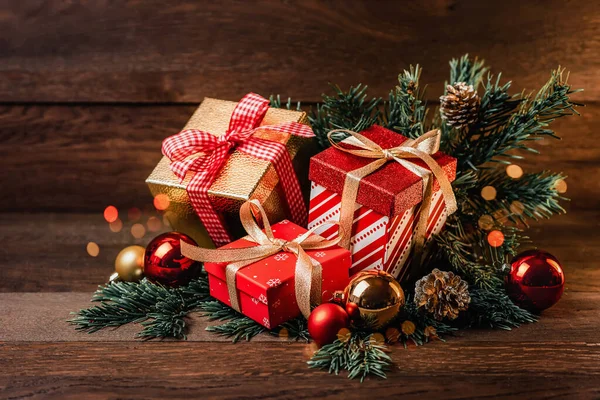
344 270 405 329
114 245 145 282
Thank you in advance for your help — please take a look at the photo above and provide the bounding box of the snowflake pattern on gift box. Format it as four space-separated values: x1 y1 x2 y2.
263 317 271 329
279 219 290 224
251 294 268 305
272 299 281 309
267 278 282 287
274 253 289 262
315 251 326 258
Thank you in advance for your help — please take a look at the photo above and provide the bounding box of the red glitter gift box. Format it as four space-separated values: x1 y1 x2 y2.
307 125 457 282
204 219 351 329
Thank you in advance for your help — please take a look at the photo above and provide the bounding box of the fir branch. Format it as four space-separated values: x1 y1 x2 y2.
443 73 522 167
70 276 210 339
139 294 189 340
308 332 392 381
434 228 503 289
199 300 309 342
398 299 456 346
469 67 582 167
201 300 267 342
449 54 489 89
269 94 301 111
382 65 428 139
273 317 310 342
309 84 380 148
471 170 567 223
468 287 537 329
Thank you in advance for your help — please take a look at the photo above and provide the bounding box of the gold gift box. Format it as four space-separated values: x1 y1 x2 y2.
146 97 316 248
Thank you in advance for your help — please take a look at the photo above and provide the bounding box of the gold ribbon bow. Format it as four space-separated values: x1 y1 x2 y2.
328 129 457 279
180 199 342 319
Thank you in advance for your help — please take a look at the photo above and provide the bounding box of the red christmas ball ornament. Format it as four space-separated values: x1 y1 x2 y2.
144 232 202 287
345 301 361 321
308 303 349 347
505 249 565 312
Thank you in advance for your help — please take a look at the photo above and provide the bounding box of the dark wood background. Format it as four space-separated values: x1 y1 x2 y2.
1 1 599 399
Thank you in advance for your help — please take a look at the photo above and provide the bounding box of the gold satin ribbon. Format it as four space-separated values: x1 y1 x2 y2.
327 129 457 280
180 199 342 319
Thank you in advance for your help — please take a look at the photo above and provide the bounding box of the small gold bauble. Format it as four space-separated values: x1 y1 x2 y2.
344 270 405 329
114 245 145 282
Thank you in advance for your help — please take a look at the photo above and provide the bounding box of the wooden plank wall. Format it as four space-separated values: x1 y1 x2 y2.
1 0 598 215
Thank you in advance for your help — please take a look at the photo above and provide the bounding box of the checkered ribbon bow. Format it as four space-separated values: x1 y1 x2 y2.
162 93 314 247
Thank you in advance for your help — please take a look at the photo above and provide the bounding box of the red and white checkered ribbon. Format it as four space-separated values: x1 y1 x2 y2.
162 93 314 247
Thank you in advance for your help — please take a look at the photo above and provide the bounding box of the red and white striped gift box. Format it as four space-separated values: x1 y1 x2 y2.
307 125 457 282
308 182 449 280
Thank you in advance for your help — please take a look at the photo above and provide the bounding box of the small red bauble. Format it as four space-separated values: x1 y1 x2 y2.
345 301 361 321
505 249 565 312
144 232 202 287
308 303 349 347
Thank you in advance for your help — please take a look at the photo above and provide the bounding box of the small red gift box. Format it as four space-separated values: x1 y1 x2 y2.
204 219 351 329
308 125 457 282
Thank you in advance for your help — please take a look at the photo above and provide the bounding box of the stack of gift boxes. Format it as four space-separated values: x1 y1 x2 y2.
146 93 456 329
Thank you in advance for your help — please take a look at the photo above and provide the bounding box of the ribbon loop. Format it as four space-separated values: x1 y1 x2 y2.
180 200 344 320
326 128 457 275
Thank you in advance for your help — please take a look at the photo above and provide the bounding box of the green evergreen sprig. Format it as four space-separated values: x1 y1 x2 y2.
309 84 380 148
200 300 267 342
468 287 537 329
70 276 210 339
308 332 392 381
382 65 428 138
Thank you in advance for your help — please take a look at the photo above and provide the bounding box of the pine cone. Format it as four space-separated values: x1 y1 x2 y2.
439 82 480 129
414 269 471 320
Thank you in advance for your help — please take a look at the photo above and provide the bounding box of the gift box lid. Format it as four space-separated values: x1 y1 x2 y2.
309 125 457 218
203 219 351 304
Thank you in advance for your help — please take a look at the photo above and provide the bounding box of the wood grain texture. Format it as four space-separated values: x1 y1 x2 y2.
1 340 599 399
1 0 598 103
0 101 596 212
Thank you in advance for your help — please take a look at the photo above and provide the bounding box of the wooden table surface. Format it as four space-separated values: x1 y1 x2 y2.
1 1 599 399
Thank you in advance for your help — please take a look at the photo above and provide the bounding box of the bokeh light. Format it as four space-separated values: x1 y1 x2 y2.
506 164 524 179
424 326 437 338
555 179 568 194
481 186 497 201
128 207 142 221
510 201 525 215
147 216 162 232
385 327 400 344
401 320 416 336
487 230 505 247
493 208 510 221
478 215 494 231
278 328 289 338
103 206 119 223
131 223 146 239
153 194 171 211
370 332 386 345
86 242 100 257
109 218 123 233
